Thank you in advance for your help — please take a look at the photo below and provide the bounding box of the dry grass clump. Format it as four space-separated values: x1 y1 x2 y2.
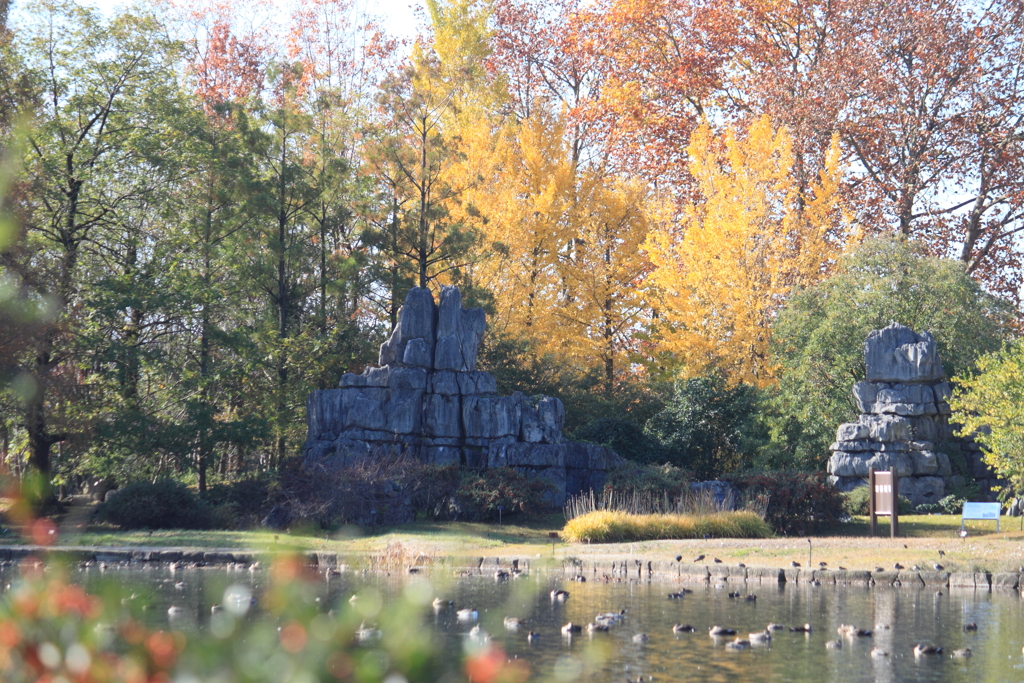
561 510 773 543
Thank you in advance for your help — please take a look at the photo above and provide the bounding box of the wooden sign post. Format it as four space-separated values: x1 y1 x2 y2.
868 468 899 538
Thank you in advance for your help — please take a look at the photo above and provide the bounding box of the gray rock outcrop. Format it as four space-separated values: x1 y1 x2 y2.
827 323 997 506
303 285 620 506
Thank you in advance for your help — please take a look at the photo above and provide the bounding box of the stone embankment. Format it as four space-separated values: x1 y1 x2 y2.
4 545 1021 592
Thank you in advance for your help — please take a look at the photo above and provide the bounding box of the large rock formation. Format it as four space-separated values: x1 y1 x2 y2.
303 286 620 506
827 323 996 506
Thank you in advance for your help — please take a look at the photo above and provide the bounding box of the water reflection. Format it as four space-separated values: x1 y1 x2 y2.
1 561 1020 682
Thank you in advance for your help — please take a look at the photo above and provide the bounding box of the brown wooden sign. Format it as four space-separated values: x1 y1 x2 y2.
869 468 899 537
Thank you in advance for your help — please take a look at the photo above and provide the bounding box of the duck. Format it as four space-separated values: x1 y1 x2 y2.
527 631 539 642
744 594 757 602
561 622 582 634
749 630 771 644
952 648 972 659
456 609 479 622
725 638 749 650
494 570 510 581
727 591 741 599
871 648 889 657
838 624 871 637
667 592 687 599
766 623 785 631
789 623 813 633
595 610 627 625
914 643 943 656
825 640 842 650
673 624 695 633
709 625 737 637
174 582 186 590
210 604 223 614
504 617 525 630
632 633 649 643
964 622 978 631
167 606 185 616
432 598 452 609
587 622 610 633
550 590 570 602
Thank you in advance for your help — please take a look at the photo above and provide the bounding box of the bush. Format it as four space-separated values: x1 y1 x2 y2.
603 462 692 500
576 418 663 464
644 375 767 479
202 479 272 529
727 472 845 535
561 510 773 543
98 479 213 530
939 494 967 515
444 467 552 522
843 486 870 516
916 503 942 514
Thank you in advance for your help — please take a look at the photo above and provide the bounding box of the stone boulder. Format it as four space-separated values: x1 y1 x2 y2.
864 323 944 383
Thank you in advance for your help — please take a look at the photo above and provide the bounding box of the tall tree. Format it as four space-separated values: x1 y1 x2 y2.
8 0 180 482
644 116 850 385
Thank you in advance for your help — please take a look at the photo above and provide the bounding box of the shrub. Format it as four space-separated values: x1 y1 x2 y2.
843 486 870 516
727 472 845 535
916 503 942 514
444 467 552 522
97 479 213 530
603 462 692 500
843 486 915 517
939 494 967 515
202 479 272 529
561 510 773 543
575 418 663 464
644 376 767 478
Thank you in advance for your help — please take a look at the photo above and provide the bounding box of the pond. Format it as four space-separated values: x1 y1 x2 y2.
2 561 1021 682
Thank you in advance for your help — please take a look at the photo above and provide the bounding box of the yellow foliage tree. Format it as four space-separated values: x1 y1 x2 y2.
644 115 851 386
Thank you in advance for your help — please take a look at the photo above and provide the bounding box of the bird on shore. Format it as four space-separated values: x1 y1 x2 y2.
938 549 946 557
874 567 885 573
791 561 801 568
893 563 905 570
713 558 723 564
675 555 682 562
694 555 706 563
933 562 944 570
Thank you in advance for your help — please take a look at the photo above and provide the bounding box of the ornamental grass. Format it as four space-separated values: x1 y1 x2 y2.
561 509 773 543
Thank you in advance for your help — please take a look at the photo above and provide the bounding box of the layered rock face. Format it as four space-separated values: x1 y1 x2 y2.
827 323 995 505
303 286 620 506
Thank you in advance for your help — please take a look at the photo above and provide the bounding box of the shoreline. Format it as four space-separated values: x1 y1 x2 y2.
2 541 1021 593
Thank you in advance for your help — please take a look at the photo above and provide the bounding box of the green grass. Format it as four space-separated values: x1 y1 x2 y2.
561 510 774 543
5 513 569 555
831 514 1011 537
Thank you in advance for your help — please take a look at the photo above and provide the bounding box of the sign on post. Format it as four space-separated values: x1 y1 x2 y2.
961 502 1000 533
868 468 899 538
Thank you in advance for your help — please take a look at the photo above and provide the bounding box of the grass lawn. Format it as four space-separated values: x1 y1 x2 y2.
5 509 1024 573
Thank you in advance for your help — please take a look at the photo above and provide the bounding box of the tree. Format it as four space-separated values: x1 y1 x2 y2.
7 0 181 482
768 237 1013 469
950 342 1024 496
644 115 849 386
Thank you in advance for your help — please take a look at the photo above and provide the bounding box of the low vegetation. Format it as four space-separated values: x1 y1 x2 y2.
561 509 773 543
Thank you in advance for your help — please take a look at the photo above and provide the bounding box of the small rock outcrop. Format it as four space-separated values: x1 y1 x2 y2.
303 286 620 506
827 323 996 506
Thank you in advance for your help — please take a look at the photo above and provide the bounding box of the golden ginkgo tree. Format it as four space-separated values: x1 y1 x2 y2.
644 115 852 386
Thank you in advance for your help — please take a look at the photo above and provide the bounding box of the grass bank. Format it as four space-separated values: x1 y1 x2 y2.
561 510 773 543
